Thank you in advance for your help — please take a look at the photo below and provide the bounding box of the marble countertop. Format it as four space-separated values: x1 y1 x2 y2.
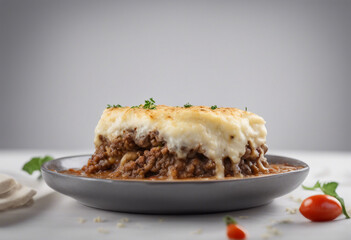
1 149 350 240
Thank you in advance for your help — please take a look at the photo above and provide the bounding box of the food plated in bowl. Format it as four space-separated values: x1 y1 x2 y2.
41 101 309 213
42 154 309 213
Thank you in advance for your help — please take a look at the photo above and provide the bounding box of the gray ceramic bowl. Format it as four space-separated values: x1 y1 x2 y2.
42 154 309 214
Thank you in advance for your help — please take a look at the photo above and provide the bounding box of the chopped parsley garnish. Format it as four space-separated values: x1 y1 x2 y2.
143 98 156 109
22 156 54 179
184 103 192 108
131 104 141 109
211 105 218 110
245 107 248 111
106 104 122 109
130 98 157 109
303 181 350 219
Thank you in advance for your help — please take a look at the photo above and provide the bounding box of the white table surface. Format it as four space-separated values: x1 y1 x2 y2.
1 149 350 240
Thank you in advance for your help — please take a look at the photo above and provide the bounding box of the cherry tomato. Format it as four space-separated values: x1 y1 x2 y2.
299 194 342 221
227 224 247 240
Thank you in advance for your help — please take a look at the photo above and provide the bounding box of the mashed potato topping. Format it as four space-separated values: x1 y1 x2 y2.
94 105 267 178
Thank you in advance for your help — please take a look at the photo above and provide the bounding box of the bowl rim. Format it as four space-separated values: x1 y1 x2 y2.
41 154 309 184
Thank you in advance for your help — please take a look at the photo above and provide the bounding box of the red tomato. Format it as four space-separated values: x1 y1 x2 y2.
227 224 247 240
299 194 342 221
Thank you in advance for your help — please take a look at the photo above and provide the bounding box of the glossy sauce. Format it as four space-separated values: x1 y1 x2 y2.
60 164 303 181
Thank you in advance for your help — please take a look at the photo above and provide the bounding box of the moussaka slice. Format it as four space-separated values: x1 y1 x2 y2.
82 105 268 179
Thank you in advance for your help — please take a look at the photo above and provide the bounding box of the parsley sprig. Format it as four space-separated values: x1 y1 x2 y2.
143 98 156 109
130 98 157 109
211 105 218 110
184 103 192 108
22 156 54 179
106 104 122 109
303 181 350 219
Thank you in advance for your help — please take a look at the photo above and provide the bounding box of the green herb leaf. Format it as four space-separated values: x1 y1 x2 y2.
22 156 53 178
303 181 350 219
223 216 237 226
210 105 218 110
302 181 321 190
106 104 122 109
245 107 248 111
321 182 339 194
131 104 141 108
143 98 157 110
184 103 192 108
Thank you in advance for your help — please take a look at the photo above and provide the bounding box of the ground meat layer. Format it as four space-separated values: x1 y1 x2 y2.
82 130 269 179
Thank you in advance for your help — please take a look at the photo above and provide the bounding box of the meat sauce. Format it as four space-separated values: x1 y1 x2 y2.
60 163 303 181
